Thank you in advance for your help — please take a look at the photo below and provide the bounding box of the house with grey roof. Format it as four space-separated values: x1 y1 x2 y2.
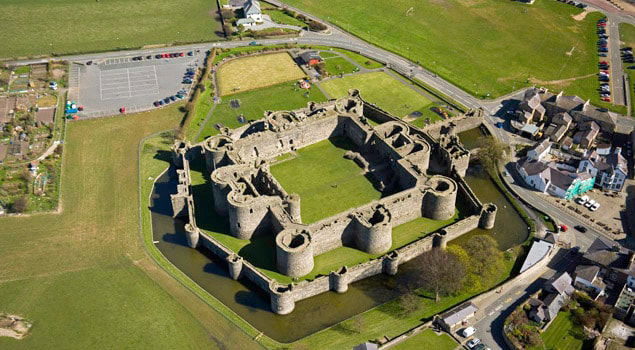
517 157 595 200
582 237 635 284
436 302 479 332
243 0 262 22
574 264 605 298
552 112 573 128
545 272 575 297
573 120 599 149
578 147 627 192
519 239 554 274
527 139 552 161
517 89 546 124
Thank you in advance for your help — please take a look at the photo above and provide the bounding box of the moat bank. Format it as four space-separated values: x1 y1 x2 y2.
149 154 528 342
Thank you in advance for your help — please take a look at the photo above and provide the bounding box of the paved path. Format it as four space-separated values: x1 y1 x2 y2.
609 17 627 106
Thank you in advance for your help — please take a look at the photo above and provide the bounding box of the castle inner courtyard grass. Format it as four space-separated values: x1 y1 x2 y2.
270 136 382 224
217 52 306 96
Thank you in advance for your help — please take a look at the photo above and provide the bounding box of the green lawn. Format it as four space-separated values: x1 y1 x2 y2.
270 137 382 223
540 311 586 350
0 0 223 59
263 9 307 27
393 328 458 350
333 48 384 69
621 23 635 116
0 105 260 349
285 0 605 100
186 80 215 141
319 71 434 118
323 56 359 75
195 81 327 142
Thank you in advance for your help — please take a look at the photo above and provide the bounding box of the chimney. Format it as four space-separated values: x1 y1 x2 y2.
583 99 590 112
556 91 563 102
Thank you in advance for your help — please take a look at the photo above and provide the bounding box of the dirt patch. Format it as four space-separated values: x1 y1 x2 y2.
0 314 32 340
529 73 596 87
572 8 590 21
51 69 65 80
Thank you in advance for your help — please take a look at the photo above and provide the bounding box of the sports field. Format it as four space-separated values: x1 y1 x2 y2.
217 52 306 96
0 105 259 349
270 137 382 223
285 0 603 99
0 0 222 59
320 71 435 118
194 81 327 142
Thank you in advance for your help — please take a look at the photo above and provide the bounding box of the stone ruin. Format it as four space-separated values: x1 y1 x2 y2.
168 90 497 314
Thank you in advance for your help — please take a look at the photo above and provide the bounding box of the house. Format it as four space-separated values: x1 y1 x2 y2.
527 139 552 161
578 148 627 192
574 264 605 297
544 123 567 143
582 237 635 284
545 272 575 297
436 302 479 332
519 239 553 274
573 121 600 149
243 0 262 22
353 343 379 350
529 292 566 323
517 89 546 124
518 123 541 139
552 112 573 128
596 142 612 156
236 18 257 27
614 284 635 325
517 158 595 199
300 51 323 66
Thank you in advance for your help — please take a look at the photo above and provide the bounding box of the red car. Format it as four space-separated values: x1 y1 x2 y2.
600 61 609 65
162 53 170 58
179 52 185 57
559 224 568 232
119 107 126 114
601 97 611 102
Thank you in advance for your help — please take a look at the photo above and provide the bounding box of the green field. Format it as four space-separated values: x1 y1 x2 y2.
393 328 458 350
621 23 635 116
270 137 382 223
195 81 327 142
285 0 604 100
539 311 586 350
0 105 260 349
0 0 223 58
320 71 436 119
323 56 359 75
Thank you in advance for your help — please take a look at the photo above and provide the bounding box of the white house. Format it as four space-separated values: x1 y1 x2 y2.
527 139 552 161
244 0 263 22
518 158 595 199
578 147 627 192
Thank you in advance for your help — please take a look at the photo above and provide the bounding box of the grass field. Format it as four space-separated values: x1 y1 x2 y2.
320 71 435 118
621 23 635 116
195 81 327 142
392 328 458 350
217 52 306 96
323 56 359 75
0 0 222 59
285 0 604 100
270 137 382 223
0 105 260 349
539 311 586 350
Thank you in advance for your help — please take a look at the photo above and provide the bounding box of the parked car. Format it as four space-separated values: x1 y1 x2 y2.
585 199 596 208
169 95 177 102
574 225 587 233
600 53 608 57
153 101 161 107
467 338 482 349
249 41 259 46
461 327 476 338
473 344 491 350
146 55 152 59
559 224 569 232
187 51 194 56
590 202 601 211
575 195 589 205
163 97 171 104
602 97 612 102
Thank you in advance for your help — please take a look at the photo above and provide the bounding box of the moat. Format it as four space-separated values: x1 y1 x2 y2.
149 127 528 342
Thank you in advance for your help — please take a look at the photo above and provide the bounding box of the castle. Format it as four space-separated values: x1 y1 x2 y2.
169 91 496 314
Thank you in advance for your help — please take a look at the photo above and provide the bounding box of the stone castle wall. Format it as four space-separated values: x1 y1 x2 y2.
168 92 495 314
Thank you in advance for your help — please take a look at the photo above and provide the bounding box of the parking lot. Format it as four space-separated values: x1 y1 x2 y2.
70 52 204 118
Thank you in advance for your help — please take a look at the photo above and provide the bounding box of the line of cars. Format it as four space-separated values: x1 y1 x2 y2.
152 67 196 108
132 51 196 61
597 18 612 102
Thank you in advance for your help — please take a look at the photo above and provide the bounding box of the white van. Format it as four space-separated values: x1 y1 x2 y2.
461 326 476 338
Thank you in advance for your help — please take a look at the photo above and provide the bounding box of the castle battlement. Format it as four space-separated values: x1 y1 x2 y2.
169 91 497 314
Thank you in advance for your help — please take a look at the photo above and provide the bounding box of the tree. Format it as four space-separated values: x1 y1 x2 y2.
396 291 421 317
463 235 504 284
11 196 28 213
476 136 509 172
412 248 466 302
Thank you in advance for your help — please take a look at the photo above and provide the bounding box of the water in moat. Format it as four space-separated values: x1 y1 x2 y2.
149 130 528 341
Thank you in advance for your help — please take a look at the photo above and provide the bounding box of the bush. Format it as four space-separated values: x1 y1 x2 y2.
307 20 327 31
11 196 29 213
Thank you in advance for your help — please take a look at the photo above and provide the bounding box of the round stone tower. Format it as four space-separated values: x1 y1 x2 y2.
203 135 233 171
226 254 243 280
210 168 232 216
329 266 349 293
479 203 498 230
275 228 314 278
285 194 302 223
171 140 189 169
433 229 448 249
354 205 392 255
227 190 271 240
382 251 400 276
269 283 295 315
423 175 458 220
184 223 200 248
